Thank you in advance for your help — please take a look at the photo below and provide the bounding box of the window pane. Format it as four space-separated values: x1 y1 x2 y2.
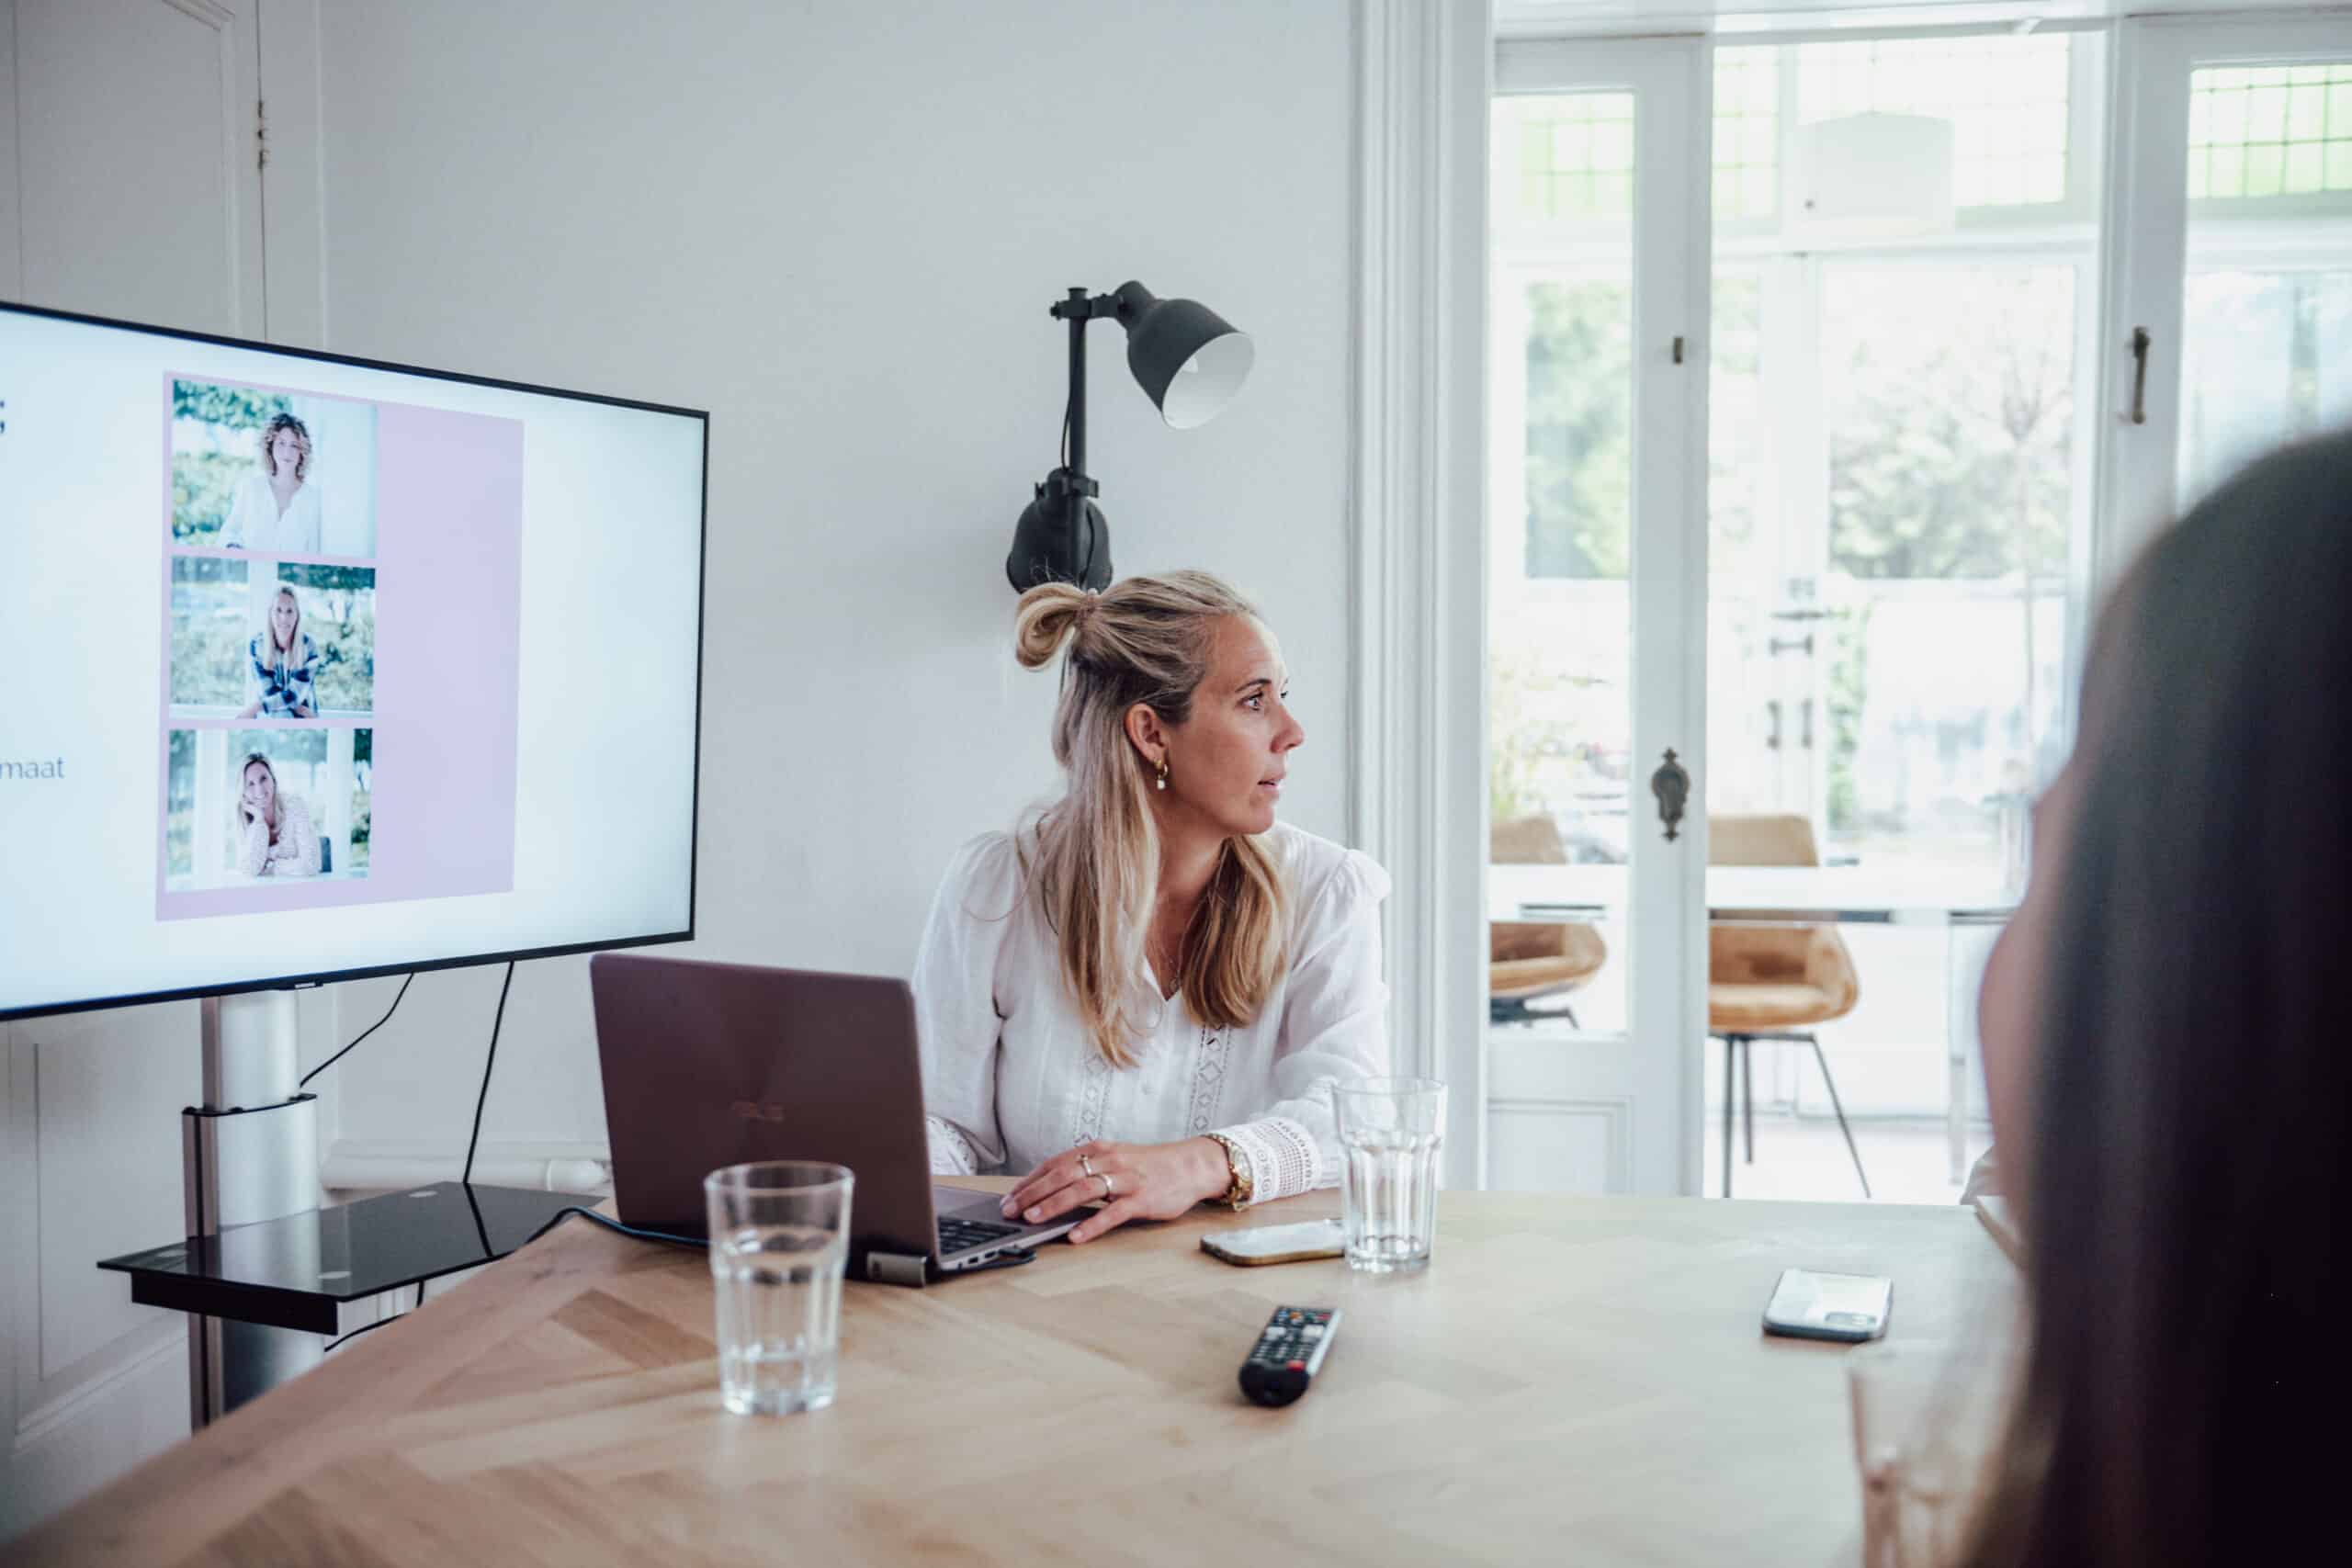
2190 63 2352 201
1498 93 1637 227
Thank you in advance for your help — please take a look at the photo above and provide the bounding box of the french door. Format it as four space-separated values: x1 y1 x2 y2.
2103 12 2352 576
1483 38 1710 1196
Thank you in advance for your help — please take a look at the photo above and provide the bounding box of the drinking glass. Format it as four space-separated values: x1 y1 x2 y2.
703 1160 853 1416
1332 1077 1446 1273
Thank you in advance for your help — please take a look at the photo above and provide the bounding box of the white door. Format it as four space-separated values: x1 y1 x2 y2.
1484 37 1710 1197
2102 12 2352 578
5 0 266 333
1 0 267 1540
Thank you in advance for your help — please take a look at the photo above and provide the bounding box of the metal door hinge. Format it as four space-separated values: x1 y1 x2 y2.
1672 335 1686 365
257 99 269 170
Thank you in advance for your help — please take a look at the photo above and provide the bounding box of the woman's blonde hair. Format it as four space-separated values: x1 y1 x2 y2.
263 584 302 667
1011 570 1290 1067
236 751 279 831
260 412 311 480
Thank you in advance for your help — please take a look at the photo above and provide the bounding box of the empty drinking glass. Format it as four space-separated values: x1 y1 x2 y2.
1332 1077 1446 1273
704 1160 853 1416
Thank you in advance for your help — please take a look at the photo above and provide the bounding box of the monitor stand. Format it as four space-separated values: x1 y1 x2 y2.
183 989 322 1423
112 991 599 1427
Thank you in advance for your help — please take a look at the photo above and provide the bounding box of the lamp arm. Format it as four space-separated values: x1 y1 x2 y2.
1046 288 1121 482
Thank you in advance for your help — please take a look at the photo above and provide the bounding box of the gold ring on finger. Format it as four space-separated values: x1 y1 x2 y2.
1098 1172 1114 1200
1080 1153 1095 1179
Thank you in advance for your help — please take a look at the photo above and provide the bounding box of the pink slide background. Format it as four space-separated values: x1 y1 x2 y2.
158 399 525 919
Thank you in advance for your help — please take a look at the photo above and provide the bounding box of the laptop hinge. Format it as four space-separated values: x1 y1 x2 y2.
865 1251 931 1288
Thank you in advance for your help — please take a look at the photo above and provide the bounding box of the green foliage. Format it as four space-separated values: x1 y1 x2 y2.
1826 271 2074 580
1490 649 1544 826
1523 281 1634 580
173 452 249 544
293 573 376 714
169 568 251 706
1824 604 1871 833
171 380 289 542
173 380 287 430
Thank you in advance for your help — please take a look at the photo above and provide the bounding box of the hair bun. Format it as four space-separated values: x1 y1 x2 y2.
1013 582 1094 671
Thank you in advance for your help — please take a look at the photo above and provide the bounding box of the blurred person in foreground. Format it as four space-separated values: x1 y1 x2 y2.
1958 430 2352 1565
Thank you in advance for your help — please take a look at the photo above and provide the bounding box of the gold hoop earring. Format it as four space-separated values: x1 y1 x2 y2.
1155 759 1169 792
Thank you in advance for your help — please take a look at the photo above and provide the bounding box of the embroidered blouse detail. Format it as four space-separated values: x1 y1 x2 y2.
911 822 1392 1207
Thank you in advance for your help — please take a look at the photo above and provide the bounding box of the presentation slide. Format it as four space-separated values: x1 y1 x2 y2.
0 307 705 1018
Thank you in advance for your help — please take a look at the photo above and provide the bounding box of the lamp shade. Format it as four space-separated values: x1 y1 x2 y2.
1791 112 1955 239
1113 281 1253 430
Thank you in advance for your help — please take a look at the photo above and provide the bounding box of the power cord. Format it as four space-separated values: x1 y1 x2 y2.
297 972 415 1089
521 1204 704 1251
459 962 516 1189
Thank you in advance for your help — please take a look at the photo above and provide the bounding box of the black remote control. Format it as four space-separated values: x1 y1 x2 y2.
1239 1304 1340 1407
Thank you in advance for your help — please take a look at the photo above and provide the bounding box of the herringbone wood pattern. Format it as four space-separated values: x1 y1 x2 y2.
12 1184 2011 1566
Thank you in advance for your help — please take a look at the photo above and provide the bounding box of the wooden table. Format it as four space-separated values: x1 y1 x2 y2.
14 1183 2014 1566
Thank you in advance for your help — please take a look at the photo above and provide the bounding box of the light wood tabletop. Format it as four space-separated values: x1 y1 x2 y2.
12 1183 2014 1566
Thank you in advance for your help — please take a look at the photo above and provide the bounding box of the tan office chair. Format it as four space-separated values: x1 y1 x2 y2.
1489 815 1607 1026
1708 814 1868 1198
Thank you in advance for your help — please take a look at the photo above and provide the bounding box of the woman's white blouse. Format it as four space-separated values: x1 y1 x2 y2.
223 473 322 555
913 821 1391 1205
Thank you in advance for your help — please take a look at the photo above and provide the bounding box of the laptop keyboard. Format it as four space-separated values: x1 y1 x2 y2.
937 1215 1023 1255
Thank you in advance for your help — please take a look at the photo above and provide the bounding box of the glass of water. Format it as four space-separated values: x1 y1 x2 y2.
703 1161 854 1416
1333 1077 1446 1274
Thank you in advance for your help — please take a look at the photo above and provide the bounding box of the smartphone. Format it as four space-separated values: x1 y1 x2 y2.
1762 1268 1893 1343
1200 1218 1347 1267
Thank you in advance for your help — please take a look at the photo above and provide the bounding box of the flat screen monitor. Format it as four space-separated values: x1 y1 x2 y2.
0 302 706 1020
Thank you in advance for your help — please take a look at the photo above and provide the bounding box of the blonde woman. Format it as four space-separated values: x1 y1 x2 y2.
913 570 1390 1247
233 753 321 878
222 412 322 554
235 585 319 718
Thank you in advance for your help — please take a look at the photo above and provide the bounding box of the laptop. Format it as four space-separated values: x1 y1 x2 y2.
587 951 1078 1284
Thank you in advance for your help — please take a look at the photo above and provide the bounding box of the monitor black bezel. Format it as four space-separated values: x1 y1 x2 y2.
0 299 707 1021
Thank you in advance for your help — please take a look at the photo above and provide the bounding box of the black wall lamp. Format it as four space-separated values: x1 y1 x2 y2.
1005 281 1253 592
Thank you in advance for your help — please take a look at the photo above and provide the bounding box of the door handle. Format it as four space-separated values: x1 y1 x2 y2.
1765 699 1782 750
1650 750 1690 842
2130 326 2151 425
1800 698 1815 750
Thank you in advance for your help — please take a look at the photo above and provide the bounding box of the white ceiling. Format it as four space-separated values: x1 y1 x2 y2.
1498 0 2352 39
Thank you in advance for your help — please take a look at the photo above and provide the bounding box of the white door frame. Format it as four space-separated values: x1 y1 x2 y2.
1350 0 1496 1180
1356 9 1709 1193
1487 35 1712 1196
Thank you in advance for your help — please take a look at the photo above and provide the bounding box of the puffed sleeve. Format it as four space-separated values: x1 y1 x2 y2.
910 832 1023 1176
1212 848 1392 1202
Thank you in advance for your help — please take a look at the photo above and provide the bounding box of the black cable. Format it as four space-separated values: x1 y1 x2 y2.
322 1314 401 1353
520 1204 704 1252
297 971 415 1089
459 961 516 1189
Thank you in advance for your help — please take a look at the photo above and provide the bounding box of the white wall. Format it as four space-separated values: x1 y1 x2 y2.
307 0 1362 1173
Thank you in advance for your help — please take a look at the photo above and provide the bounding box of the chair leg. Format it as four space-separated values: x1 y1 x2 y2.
1805 1035 1872 1200
1562 1003 1579 1030
1740 1040 1755 1165
1720 1036 1736 1199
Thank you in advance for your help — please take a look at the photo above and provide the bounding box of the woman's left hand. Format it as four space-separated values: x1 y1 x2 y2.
1001 1137 1226 1245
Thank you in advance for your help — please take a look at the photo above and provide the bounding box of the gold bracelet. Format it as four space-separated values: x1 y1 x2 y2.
1204 1132 1254 1210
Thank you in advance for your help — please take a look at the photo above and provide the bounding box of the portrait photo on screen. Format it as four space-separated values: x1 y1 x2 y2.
164 727 372 891
168 559 376 719
169 377 379 557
